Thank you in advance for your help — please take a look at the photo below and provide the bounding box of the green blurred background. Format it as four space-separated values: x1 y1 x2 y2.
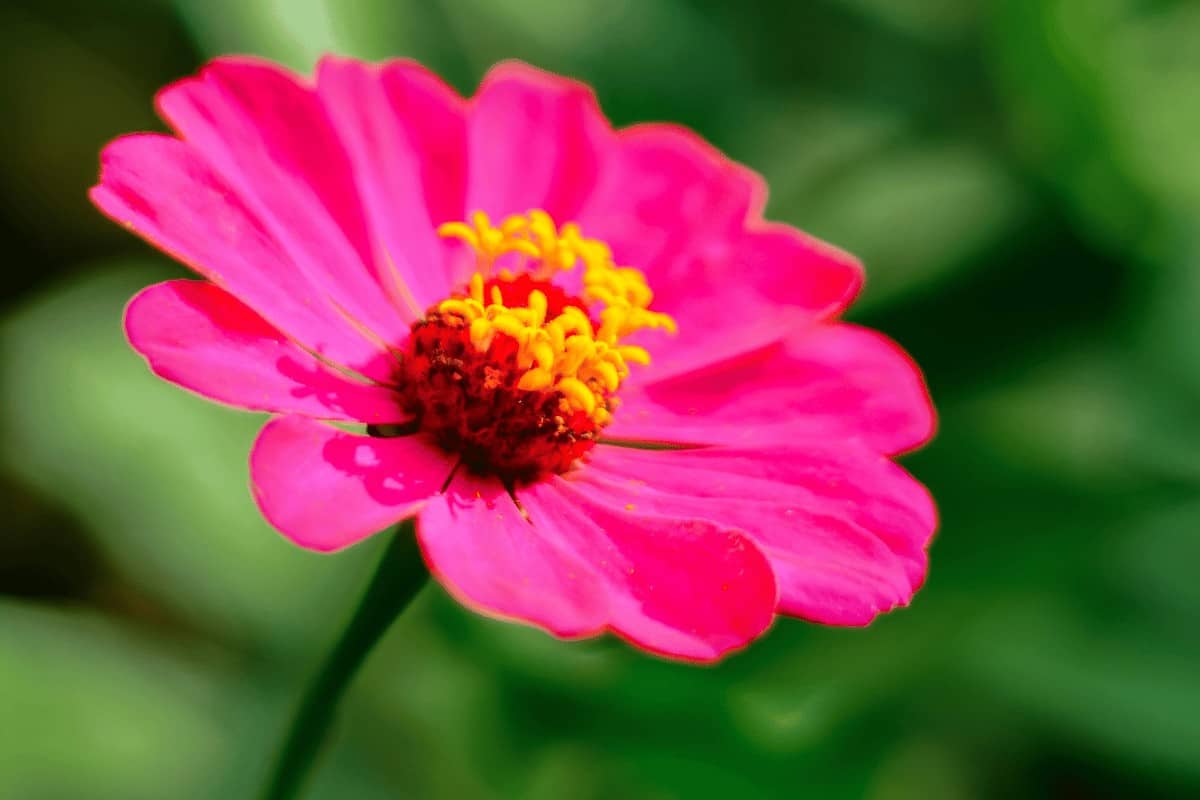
2 0 1199 797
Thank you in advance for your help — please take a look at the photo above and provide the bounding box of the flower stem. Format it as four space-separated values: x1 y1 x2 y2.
261 520 428 800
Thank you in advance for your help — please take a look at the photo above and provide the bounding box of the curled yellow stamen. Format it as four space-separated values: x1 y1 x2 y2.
436 209 676 423
438 211 540 271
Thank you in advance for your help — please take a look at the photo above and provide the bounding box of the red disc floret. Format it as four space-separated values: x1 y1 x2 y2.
398 309 600 482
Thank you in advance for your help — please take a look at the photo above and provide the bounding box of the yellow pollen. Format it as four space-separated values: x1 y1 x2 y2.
435 209 677 424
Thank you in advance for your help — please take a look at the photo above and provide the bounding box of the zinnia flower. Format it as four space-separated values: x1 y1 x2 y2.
91 56 936 661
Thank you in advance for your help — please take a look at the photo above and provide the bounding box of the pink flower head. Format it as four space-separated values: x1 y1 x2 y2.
92 56 936 662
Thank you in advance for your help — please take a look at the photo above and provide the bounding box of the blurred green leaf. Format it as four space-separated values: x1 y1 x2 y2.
746 95 907 213
171 0 444 71
1096 2 1200 219
0 7 175 255
436 0 747 117
0 597 432 800
519 743 637 800
1107 502 1200 627
989 0 1200 253
865 738 977 800
832 0 981 42
963 596 1200 780
961 350 1142 487
961 342 1200 489
788 142 1028 310
1141 248 1200 402
728 611 954 755
0 599 234 799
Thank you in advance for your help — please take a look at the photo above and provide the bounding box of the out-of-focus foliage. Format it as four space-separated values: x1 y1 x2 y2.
1 1 1198 798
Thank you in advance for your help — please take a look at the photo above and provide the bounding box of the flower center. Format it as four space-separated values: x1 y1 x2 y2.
396 210 676 481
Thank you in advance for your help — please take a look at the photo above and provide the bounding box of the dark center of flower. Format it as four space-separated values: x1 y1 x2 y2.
393 210 676 482
397 279 600 481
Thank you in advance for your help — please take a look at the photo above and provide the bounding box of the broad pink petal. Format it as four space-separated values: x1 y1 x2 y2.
733 222 864 319
418 473 777 661
466 62 612 224
251 417 453 552
576 442 935 625
577 123 862 326
579 123 758 274
518 479 778 660
417 475 608 637
316 57 468 311
156 57 413 356
609 322 935 455
619 302 793 390
126 280 407 422
90 134 395 381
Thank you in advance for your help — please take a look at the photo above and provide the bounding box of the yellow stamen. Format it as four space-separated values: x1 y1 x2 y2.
616 345 651 366
517 368 555 392
436 209 677 423
556 377 596 415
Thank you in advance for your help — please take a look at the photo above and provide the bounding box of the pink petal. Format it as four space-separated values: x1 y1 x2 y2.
576 442 935 626
618 301 794 389
733 222 864 320
316 57 469 311
251 416 453 552
466 62 612 223
418 473 778 661
610 322 935 455
90 134 395 381
156 57 413 362
579 122 759 274
126 280 407 422
416 475 608 637
577 123 862 327
519 479 778 660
